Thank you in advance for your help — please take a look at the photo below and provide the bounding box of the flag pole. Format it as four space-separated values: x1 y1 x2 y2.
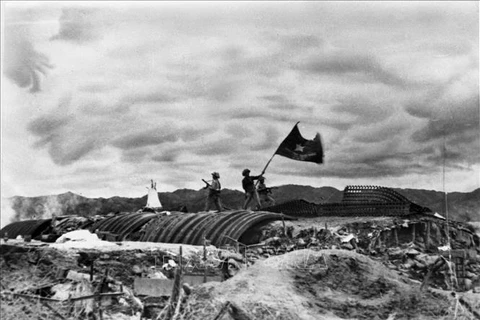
255 150 276 188
259 121 300 176
260 151 277 175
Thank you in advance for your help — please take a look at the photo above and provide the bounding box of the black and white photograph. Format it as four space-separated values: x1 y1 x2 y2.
1 1 479 319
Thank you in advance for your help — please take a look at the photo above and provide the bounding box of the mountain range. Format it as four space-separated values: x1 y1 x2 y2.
2 185 479 226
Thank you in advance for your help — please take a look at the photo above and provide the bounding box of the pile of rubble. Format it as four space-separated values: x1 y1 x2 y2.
0 231 227 320
233 219 480 292
2 215 479 320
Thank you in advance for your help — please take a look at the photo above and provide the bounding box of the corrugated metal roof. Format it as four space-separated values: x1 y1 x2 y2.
90 212 158 241
0 219 52 239
138 210 292 247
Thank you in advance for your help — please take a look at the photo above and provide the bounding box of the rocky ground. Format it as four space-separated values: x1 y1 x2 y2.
1 218 479 320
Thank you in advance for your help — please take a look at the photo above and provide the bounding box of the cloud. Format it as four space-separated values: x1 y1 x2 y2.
28 115 72 136
3 26 53 92
121 91 179 105
191 137 239 156
28 113 100 165
50 7 103 43
111 129 180 150
331 97 393 126
296 52 408 87
281 34 323 50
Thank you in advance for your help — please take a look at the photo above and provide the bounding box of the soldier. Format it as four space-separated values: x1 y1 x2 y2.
257 176 275 207
242 169 262 210
204 172 223 212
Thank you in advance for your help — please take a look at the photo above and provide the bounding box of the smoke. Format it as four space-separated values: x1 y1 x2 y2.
3 26 53 93
1 198 17 228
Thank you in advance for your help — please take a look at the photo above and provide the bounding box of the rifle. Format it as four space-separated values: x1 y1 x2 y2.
202 179 210 188
202 179 221 194
258 186 278 194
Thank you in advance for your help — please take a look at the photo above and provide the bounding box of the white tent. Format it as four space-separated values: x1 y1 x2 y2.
146 180 162 209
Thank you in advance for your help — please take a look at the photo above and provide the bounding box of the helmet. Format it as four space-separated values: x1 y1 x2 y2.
212 172 220 178
242 169 250 176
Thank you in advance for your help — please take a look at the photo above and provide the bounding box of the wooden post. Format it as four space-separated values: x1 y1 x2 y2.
393 228 399 247
425 222 431 249
282 216 286 236
412 224 416 243
90 263 94 282
179 246 183 275
203 236 207 284
213 301 232 320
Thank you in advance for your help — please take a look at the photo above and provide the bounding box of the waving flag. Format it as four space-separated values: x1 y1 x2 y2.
275 122 324 164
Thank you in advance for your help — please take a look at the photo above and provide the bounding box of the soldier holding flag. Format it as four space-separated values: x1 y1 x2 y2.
242 169 262 210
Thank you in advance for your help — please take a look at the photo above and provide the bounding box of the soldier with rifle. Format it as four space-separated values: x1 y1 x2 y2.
203 172 223 212
242 168 262 210
257 176 276 207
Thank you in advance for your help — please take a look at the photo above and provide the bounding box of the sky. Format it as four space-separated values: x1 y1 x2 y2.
1 1 479 200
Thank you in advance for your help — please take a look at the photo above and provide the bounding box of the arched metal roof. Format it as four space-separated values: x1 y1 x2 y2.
0 219 52 239
342 185 411 204
264 186 432 217
138 210 293 247
89 212 158 241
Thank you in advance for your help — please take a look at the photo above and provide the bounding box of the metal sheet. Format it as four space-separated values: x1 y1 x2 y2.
170 213 212 244
117 213 157 241
209 211 258 245
90 213 158 241
153 214 191 243
0 219 52 239
161 214 198 243
138 210 291 247
183 214 219 245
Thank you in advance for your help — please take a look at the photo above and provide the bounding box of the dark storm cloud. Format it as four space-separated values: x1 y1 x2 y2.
50 7 102 43
3 27 53 93
111 129 180 150
424 148 466 167
122 92 179 105
281 35 323 50
27 114 99 165
151 153 178 163
410 95 479 143
178 127 217 141
121 149 148 163
28 116 71 136
261 95 287 103
296 53 407 87
48 141 97 166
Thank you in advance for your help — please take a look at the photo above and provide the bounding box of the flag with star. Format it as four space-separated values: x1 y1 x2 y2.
275 122 324 164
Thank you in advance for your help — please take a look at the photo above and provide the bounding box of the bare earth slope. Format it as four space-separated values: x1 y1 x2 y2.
183 249 465 320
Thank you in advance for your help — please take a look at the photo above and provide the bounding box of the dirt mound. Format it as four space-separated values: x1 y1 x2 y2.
182 249 461 320
290 250 449 320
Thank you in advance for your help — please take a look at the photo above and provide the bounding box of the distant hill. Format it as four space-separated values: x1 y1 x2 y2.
2 186 479 226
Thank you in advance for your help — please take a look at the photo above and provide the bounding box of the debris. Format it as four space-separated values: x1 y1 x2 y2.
56 230 101 243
